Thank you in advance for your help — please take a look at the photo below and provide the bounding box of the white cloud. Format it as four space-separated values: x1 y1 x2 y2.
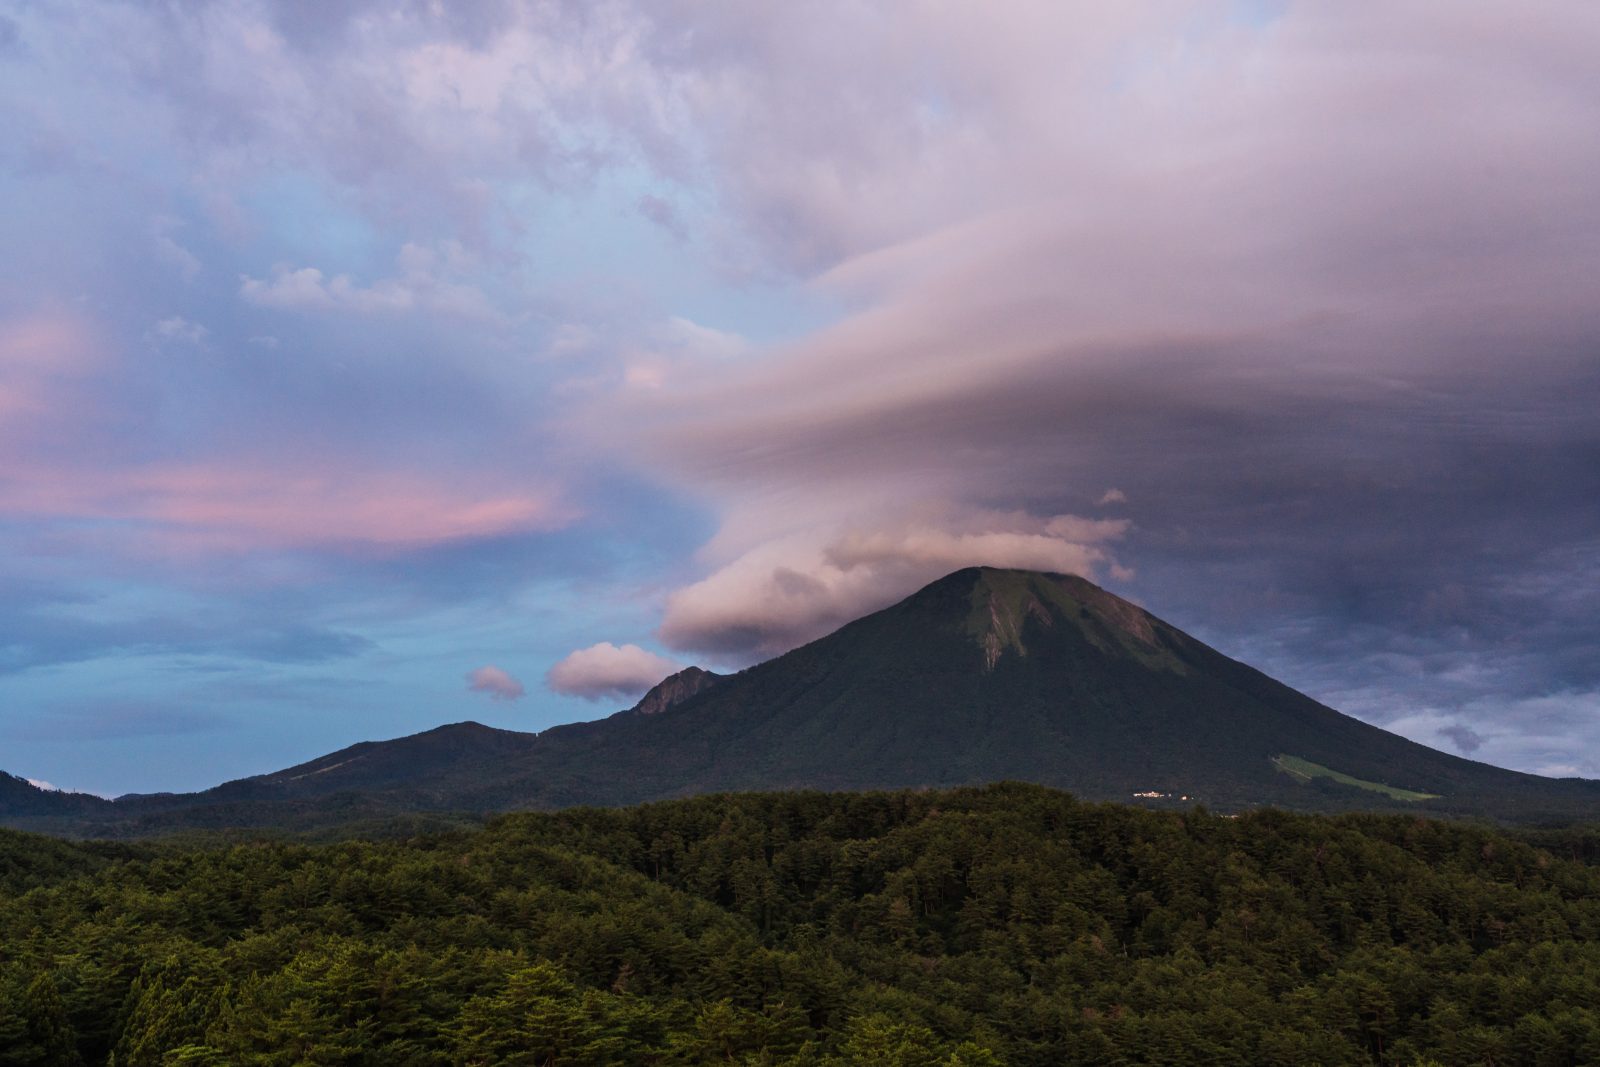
24 777 101 797
466 664 526 701
149 215 202 281
546 642 681 702
656 317 749 362
151 316 208 345
1098 488 1128 506
620 316 751 392
240 243 496 319
240 267 334 310
1353 690 1600 779
153 236 202 281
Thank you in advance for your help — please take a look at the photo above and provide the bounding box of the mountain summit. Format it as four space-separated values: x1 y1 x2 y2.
625 666 724 716
5 568 1596 836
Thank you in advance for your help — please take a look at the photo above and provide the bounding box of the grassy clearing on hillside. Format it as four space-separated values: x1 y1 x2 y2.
1272 753 1441 802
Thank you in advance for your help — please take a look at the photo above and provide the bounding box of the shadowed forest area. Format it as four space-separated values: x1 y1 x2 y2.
3 784 1600 1065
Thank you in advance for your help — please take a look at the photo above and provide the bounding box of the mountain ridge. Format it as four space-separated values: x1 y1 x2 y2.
622 665 726 717
5 567 1596 836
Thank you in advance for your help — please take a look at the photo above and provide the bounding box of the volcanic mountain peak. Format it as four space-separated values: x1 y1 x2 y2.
946 567 1183 673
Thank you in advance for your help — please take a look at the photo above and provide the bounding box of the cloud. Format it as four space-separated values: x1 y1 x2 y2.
5 703 225 742
0 456 573 554
4 0 1600 783
551 0 1600 773
0 311 574 554
1438 723 1485 754
619 316 751 392
0 599 373 675
466 664 525 701
659 509 1129 658
126 464 570 551
21 777 107 799
240 243 495 319
0 312 99 424
151 316 208 345
23 778 104 799
637 194 687 240
239 267 333 309
656 316 750 362
1097 489 1127 506
546 642 681 702
101 1 690 249
151 217 202 280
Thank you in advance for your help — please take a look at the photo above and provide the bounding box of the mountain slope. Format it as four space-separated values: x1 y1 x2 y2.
0 773 114 820
470 567 1596 818
623 666 724 716
4 568 1596 835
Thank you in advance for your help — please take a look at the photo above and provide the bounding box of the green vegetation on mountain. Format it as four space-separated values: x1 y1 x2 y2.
3 784 1600 1065
5 569 1598 838
1272 755 1441 803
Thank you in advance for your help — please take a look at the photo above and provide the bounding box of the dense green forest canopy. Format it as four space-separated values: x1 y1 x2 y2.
3 784 1600 1065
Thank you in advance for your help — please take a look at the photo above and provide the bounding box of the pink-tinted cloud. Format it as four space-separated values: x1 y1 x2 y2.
659 510 1129 658
0 312 572 554
0 458 572 553
466 665 525 702
546 642 682 702
0 312 100 426
131 464 568 550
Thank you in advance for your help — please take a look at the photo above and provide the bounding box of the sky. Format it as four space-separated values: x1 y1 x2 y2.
1 1 1597 797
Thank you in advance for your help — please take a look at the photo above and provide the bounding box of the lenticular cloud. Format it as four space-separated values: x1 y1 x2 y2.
657 511 1130 660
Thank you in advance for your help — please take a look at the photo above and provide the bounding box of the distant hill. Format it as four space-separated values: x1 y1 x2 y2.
5 568 1597 836
0 773 113 820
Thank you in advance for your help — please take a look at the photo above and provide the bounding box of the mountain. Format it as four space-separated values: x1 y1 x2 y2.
624 666 724 716
5 568 1597 836
0 772 113 819
461 567 1598 819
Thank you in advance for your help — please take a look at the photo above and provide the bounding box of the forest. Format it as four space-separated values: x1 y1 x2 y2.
3 783 1600 1065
